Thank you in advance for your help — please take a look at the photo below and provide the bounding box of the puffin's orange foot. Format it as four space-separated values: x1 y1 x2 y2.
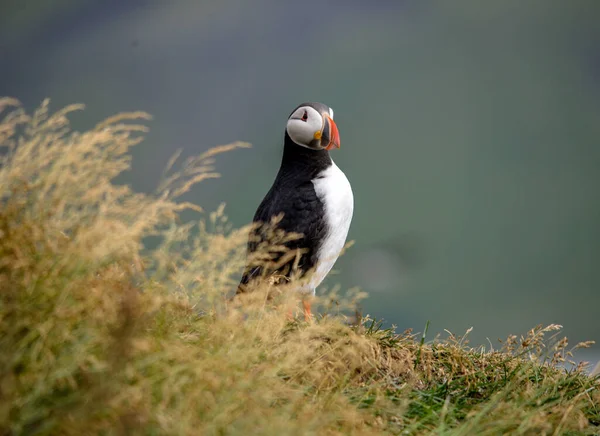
303 299 313 322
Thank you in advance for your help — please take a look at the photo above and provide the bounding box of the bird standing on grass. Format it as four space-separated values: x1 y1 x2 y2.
237 102 353 320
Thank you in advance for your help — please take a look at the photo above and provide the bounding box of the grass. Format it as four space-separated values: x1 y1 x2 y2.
0 98 598 435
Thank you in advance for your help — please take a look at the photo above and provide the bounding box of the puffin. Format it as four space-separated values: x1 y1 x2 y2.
237 102 354 320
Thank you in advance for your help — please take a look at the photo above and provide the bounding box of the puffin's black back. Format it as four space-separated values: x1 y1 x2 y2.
237 131 333 292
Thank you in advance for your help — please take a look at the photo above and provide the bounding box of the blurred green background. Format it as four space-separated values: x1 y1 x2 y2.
2 1 599 358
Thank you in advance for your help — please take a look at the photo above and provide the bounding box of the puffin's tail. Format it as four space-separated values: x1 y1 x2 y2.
235 282 248 295
234 265 261 297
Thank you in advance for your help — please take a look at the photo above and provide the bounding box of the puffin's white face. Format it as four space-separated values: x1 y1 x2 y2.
286 105 340 151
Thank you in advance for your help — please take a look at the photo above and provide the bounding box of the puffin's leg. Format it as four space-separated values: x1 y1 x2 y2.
302 298 313 321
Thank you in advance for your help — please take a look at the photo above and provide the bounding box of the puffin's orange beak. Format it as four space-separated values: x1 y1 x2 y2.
323 115 340 150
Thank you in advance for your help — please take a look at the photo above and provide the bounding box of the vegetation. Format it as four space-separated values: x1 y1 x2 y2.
1 99 598 435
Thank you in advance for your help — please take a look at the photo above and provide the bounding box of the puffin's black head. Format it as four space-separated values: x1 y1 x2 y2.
285 102 340 151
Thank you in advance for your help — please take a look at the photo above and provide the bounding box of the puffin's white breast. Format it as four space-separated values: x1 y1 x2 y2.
309 161 354 292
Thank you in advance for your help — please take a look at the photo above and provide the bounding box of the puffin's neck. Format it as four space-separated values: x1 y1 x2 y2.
280 131 332 177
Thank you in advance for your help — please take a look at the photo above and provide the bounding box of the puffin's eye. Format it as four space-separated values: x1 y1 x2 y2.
301 110 308 122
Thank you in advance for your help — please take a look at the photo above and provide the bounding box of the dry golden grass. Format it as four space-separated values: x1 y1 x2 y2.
0 99 598 435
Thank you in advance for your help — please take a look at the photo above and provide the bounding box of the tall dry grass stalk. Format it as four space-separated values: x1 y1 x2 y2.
0 99 598 435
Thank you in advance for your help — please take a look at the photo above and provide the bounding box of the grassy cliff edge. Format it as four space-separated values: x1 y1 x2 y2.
1 99 598 435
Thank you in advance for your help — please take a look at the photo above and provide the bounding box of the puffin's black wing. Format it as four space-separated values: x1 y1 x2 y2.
237 179 326 293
